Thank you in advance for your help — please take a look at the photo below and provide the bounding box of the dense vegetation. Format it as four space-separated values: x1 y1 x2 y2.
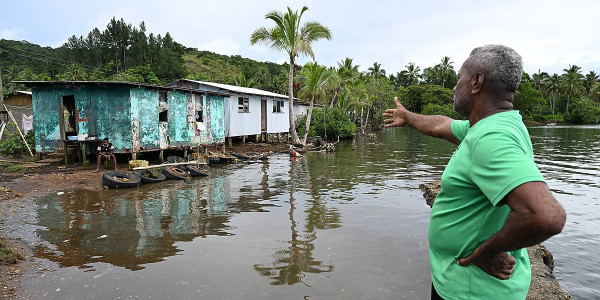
1 16 599 133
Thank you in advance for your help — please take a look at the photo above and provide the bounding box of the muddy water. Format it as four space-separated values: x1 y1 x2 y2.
7 126 599 299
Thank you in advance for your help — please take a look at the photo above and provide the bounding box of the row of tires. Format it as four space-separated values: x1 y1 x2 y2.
101 164 211 189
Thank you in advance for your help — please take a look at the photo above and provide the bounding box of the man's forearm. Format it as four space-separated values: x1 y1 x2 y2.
405 112 456 141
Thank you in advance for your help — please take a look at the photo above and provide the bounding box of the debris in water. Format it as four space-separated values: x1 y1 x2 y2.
57 192 64 195
96 235 108 240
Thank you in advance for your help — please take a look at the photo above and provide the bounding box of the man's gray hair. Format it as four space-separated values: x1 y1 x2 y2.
467 45 523 92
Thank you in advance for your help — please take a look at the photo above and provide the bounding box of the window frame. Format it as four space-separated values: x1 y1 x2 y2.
273 99 285 113
238 97 250 113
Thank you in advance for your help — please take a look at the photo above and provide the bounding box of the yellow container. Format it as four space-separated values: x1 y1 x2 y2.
129 160 149 169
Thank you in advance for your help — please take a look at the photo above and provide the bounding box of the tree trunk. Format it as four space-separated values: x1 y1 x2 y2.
360 106 364 133
288 56 300 144
364 106 370 132
566 92 571 114
302 97 315 145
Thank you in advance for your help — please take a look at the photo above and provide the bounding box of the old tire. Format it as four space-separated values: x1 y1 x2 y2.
207 157 221 165
134 169 167 184
186 165 211 177
102 171 141 189
162 166 188 180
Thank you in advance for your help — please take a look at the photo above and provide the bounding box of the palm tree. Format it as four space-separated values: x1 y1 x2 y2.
545 74 561 114
367 62 386 80
404 62 421 86
532 70 549 91
439 56 453 88
583 71 599 95
234 73 256 88
297 62 334 144
329 57 359 107
250 6 332 144
561 65 584 114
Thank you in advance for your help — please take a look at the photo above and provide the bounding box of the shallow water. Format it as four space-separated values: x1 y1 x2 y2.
6 126 599 299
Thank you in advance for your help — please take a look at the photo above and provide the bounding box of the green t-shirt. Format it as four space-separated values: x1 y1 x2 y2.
429 111 545 299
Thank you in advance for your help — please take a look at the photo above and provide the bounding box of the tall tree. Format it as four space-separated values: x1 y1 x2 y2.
250 6 332 144
367 62 385 80
297 62 334 144
545 73 561 114
583 71 599 95
561 65 583 114
403 62 421 86
439 56 453 88
532 70 549 91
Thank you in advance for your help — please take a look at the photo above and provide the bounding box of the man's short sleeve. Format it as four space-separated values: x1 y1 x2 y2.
470 131 545 206
97 146 101 151
451 120 470 142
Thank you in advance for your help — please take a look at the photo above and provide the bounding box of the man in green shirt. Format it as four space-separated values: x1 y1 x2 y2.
383 45 566 299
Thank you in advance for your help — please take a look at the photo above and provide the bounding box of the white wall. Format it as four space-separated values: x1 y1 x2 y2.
226 94 262 137
267 98 288 134
293 103 308 120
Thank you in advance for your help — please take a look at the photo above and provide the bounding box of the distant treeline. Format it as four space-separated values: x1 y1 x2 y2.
1 17 599 125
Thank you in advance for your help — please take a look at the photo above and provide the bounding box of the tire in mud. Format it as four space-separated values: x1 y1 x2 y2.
162 166 188 180
166 156 186 163
186 165 211 177
134 169 167 184
102 171 141 188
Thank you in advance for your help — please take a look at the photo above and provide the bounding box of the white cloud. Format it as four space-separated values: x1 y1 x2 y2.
0 28 24 40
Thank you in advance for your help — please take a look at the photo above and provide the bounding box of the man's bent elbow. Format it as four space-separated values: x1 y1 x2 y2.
538 206 566 237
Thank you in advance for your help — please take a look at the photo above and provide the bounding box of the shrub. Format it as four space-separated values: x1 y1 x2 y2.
0 123 35 156
296 107 357 140
4 165 26 172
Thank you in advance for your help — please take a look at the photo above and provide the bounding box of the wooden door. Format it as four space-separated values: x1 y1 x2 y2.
261 99 267 132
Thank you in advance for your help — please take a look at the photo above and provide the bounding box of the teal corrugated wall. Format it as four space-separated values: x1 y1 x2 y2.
130 88 159 149
208 95 225 143
167 91 189 146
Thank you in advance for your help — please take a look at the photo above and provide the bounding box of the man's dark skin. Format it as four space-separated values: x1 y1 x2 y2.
382 60 566 280
93 139 118 173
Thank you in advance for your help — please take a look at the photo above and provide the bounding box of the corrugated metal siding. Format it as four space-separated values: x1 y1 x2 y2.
32 87 62 152
226 95 262 137
167 91 189 146
95 86 132 151
208 94 225 143
131 88 160 149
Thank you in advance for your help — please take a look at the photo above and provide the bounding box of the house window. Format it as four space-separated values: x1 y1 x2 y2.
273 100 285 113
238 97 249 113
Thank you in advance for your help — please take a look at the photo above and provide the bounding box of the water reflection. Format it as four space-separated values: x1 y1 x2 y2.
254 158 338 285
33 162 282 271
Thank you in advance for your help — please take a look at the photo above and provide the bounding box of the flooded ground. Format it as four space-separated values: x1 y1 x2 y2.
2 125 598 299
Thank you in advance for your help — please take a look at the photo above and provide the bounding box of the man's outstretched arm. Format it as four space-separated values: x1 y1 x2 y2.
382 97 459 145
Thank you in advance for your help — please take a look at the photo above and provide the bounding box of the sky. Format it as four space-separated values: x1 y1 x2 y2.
1 0 599 76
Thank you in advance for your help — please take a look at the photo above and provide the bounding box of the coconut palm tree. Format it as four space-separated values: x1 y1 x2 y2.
234 73 256 88
297 62 334 144
404 62 421 86
329 58 360 107
439 56 453 88
561 65 584 114
583 71 599 95
532 70 549 91
367 62 386 80
250 6 332 144
545 73 561 114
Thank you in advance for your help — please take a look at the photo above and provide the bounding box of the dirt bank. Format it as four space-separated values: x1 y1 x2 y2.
419 180 572 300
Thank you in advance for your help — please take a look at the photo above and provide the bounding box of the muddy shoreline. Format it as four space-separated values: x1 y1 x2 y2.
419 181 572 300
0 142 288 298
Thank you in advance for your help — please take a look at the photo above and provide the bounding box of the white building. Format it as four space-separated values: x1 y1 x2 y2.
169 79 307 138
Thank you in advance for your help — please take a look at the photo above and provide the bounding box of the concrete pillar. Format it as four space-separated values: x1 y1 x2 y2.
221 144 226 154
256 134 260 143
278 133 281 143
159 150 164 162
242 135 246 144
184 148 188 159
132 152 137 160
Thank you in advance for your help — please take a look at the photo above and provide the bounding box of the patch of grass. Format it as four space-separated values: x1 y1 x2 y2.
0 238 23 264
4 165 27 172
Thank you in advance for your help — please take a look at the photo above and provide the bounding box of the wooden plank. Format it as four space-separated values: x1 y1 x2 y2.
132 161 206 170
3 104 33 156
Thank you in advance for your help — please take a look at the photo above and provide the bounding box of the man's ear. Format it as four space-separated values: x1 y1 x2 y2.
471 73 484 95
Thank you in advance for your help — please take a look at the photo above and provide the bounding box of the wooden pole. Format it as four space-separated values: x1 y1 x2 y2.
3 104 33 156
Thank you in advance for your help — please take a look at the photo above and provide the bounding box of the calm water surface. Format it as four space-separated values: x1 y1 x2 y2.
5 126 599 299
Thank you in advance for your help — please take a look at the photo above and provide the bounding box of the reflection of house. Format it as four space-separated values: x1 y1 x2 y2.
1 90 34 136
168 79 308 139
15 81 229 154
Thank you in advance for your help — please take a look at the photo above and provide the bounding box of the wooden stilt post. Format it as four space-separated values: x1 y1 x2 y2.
159 150 164 162
184 148 188 159
242 135 246 144
227 137 232 147
221 143 225 154
278 133 281 143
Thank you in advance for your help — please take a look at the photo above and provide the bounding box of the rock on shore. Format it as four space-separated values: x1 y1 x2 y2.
419 180 571 300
